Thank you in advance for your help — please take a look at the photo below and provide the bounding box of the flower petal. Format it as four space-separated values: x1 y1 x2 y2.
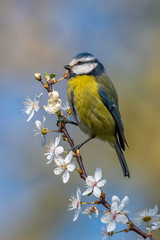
62 170 70 183
55 146 64 156
65 151 73 164
150 205 158 217
93 186 101 198
82 208 89 215
32 130 39 136
94 167 102 181
37 92 43 99
112 195 120 205
54 167 63 175
111 202 118 213
101 213 113 224
67 162 75 172
117 203 125 213
121 196 129 206
107 219 116 232
82 187 93 196
54 103 61 112
86 176 95 187
34 104 39 112
27 109 34 121
97 179 106 187
54 135 60 146
95 209 99 218
61 102 70 110
35 120 42 130
41 135 46 147
25 105 32 115
44 105 54 114
132 215 143 226
54 156 63 165
116 214 128 224
52 91 59 100
73 206 81 222
76 187 81 201
46 154 53 164
57 98 62 105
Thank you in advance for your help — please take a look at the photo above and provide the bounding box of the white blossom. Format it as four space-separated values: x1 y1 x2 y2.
44 90 62 114
82 206 98 219
33 116 47 147
147 220 160 231
23 93 43 121
44 135 64 164
68 187 81 221
82 168 106 198
132 205 160 226
61 102 70 111
101 195 129 232
54 151 75 183
100 227 111 240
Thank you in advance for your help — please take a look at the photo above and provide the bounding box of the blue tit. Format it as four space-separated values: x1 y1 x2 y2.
64 52 130 177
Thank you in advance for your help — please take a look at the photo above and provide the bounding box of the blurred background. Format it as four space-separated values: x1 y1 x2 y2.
1 0 160 239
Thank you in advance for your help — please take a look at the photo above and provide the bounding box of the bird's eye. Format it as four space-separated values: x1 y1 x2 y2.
77 61 82 65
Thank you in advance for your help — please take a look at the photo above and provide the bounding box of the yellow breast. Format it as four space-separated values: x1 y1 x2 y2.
67 75 116 144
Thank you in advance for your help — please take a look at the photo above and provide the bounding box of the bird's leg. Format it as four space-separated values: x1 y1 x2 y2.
71 136 95 152
57 116 78 127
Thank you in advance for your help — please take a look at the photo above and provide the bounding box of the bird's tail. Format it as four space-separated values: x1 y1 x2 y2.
114 140 130 178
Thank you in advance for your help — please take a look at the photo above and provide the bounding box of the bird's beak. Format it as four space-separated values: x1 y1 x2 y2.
64 65 71 71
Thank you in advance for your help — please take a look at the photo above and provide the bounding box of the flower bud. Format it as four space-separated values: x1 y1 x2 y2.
34 73 42 81
63 70 68 79
45 75 50 82
62 135 68 141
51 78 57 84
41 128 47 135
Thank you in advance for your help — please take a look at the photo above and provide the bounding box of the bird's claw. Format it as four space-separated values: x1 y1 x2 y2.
57 117 78 127
70 144 81 153
57 116 69 127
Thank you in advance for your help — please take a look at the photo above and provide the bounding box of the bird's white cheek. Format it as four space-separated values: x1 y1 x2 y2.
72 63 98 75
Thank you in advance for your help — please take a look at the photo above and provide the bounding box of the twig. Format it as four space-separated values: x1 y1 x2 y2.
60 124 87 180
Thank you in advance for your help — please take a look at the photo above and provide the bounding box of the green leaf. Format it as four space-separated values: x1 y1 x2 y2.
44 72 49 77
50 73 56 78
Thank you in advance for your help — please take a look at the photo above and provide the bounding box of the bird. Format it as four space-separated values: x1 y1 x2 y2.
64 52 130 178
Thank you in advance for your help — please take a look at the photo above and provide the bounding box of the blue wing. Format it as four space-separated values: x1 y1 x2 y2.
98 89 128 150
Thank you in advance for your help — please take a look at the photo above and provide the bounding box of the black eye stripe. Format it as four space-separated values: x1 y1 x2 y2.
74 60 97 66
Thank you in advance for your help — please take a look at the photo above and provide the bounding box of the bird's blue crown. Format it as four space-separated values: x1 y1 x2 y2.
73 52 94 60
69 52 105 77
